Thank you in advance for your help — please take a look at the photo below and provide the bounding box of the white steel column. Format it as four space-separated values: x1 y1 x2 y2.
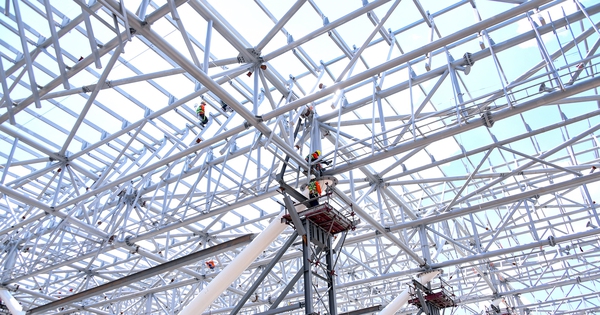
179 211 288 315
0 289 25 315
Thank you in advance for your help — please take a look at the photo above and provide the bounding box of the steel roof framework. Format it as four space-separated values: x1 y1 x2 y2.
0 0 599 314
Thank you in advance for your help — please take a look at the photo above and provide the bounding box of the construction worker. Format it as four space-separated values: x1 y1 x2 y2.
221 100 233 113
305 150 331 176
205 260 216 270
305 150 321 176
305 150 321 163
197 102 208 126
307 179 322 207
300 105 313 119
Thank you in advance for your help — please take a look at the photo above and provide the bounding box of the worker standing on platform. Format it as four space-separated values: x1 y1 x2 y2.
305 150 322 176
305 150 331 176
197 102 208 127
307 179 322 207
221 100 233 113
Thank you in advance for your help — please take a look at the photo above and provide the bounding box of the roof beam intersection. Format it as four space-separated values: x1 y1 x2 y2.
3 0 600 312
0 0 186 124
98 1 308 174
327 73 600 177
261 0 554 122
314 3 600 126
450 122 600 208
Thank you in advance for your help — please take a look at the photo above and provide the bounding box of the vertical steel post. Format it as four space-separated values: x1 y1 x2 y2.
81 3 102 69
573 0 600 36
203 20 213 73
445 49 465 125
523 199 540 241
371 79 377 154
303 219 313 315
326 233 337 315
408 63 415 141
168 0 200 67
0 138 18 184
253 66 259 115
0 57 15 124
42 0 69 90
51 163 66 208
425 12 435 70
468 213 482 253
12 0 41 108
418 224 431 264
138 0 150 19
526 12 565 91
481 29 515 107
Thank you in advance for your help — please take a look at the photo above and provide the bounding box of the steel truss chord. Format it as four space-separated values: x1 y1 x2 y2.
27 235 253 314
2 0 600 314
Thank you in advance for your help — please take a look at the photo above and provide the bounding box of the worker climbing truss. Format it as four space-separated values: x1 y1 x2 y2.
1 0 600 314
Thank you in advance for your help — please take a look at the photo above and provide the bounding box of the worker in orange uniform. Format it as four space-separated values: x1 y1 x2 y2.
307 179 322 207
305 150 331 176
206 260 216 270
221 100 233 113
197 102 208 127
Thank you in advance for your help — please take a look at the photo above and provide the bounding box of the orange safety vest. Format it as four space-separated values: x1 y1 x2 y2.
308 180 321 195
197 103 205 116
306 151 320 162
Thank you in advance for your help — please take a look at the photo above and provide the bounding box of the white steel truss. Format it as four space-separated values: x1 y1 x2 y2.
1 0 600 314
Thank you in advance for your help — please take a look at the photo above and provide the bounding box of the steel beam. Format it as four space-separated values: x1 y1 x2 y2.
333 186 426 266
11 0 41 108
229 231 298 315
263 0 554 121
27 234 253 314
60 44 123 156
389 171 600 231
254 0 307 54
327 75 600 175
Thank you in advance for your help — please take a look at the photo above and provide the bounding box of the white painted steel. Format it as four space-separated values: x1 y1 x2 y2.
179 212 289 315
0 289 25 315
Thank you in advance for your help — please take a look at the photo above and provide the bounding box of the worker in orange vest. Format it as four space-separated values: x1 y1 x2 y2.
206 260 216 270
305 150 331 176
197 102 208 126
307 179 322 207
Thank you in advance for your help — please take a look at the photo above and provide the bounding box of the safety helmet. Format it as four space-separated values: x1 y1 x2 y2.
316 150 321 156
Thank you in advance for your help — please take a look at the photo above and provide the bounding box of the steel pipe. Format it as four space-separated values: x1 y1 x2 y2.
0 288 25 315
178 211 289 315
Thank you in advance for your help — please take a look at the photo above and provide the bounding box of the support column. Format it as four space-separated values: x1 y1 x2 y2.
179 211 288 315
0 289 25 315
302 219 314 315
325 233 337 315
203 20 213 73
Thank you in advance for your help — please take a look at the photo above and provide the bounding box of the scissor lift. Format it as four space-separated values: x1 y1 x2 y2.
281 182 357 315
408 278 456 315
282 201 355 235
485 305 517 315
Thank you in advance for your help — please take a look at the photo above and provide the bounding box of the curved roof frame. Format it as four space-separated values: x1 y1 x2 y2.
1 0 600 314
